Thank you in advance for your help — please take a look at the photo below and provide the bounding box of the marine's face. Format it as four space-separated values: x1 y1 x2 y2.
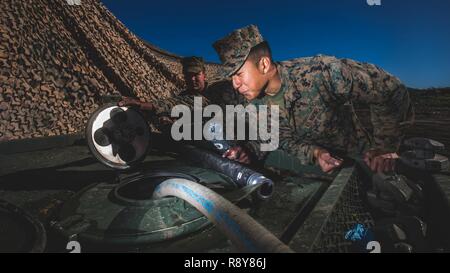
184 71 206 92
231 59 266 101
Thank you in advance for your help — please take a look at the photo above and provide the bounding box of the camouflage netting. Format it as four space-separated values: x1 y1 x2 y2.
0 0 224 141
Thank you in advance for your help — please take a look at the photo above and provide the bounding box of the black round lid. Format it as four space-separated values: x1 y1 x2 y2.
86 103 151 170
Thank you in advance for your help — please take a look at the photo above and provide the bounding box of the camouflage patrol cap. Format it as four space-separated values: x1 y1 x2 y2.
182 56 205 74
213 24 264 77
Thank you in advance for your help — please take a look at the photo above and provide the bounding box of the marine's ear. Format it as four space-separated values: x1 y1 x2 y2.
257 56 272 75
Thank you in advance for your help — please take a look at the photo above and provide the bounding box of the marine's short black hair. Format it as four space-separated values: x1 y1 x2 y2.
247 41 273 64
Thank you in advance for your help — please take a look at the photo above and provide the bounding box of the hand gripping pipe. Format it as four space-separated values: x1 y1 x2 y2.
153 178 294 253
179 145 274 200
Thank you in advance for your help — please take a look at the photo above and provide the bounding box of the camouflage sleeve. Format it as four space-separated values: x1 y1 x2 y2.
152 95 210 117
323 58 414 152
278 118 320 165
243 105 320 165
242 139 267 161
204 80 247 107
234 104 272 162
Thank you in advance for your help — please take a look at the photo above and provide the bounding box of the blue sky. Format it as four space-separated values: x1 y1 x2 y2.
101 0 450 88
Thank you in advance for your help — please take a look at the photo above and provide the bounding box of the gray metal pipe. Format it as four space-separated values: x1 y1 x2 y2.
153 178 294 253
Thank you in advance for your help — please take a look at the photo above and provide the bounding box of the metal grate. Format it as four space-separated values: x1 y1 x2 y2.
290 166 374 253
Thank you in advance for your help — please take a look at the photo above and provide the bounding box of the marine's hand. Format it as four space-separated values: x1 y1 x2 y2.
314 148 343 173
118 97 155 111
118 97 141 107
223 146 251 164
158 116 174 126
364 149 398 173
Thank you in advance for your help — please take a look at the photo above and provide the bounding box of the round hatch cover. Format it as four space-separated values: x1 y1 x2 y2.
86 103 151 169
57 166 236 252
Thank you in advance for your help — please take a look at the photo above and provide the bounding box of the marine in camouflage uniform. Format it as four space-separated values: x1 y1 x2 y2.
213 25 414 171
152 56 245 117
118 56 245 132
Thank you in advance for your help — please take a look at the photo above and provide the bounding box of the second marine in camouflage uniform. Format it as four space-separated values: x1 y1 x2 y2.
153 56 245 117
119 56 244 126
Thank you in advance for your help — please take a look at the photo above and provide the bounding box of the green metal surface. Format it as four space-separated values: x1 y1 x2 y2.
57 163 237 251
